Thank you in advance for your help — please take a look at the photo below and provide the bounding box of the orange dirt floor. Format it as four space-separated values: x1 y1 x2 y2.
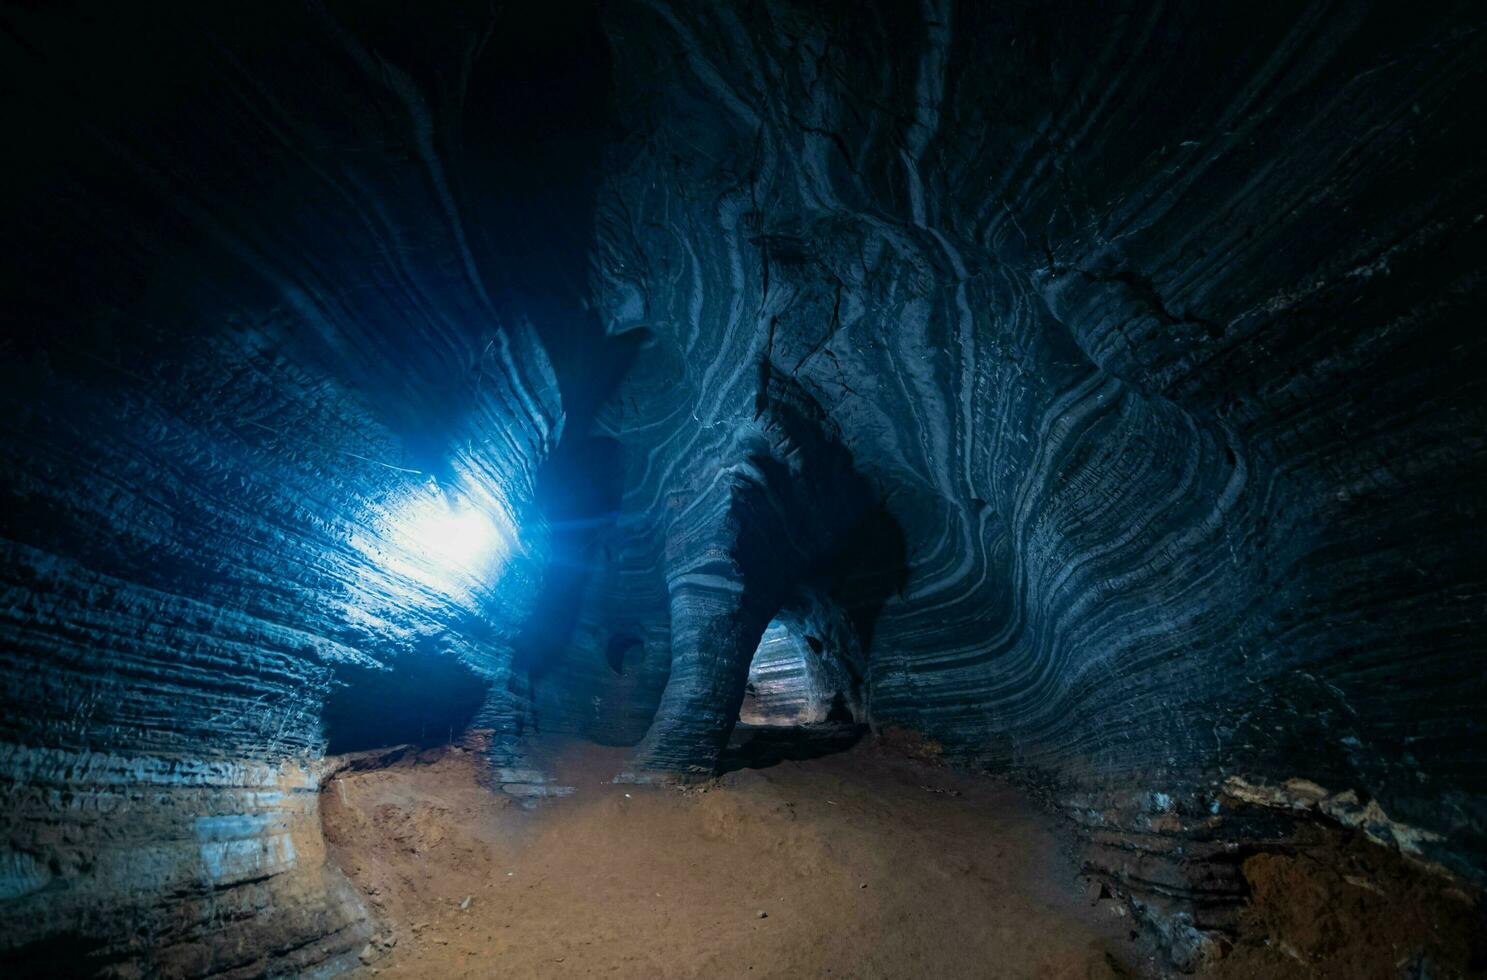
321 734 1152 979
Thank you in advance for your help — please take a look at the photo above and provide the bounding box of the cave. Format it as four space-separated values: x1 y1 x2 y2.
739 620 847 727
1 1 1485 977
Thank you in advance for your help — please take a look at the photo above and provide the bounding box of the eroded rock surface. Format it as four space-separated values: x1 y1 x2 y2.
1 0 1485 974
583 0 1487 935
1 2 601 973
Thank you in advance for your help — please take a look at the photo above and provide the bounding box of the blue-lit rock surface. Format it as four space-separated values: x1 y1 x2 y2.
1 0 1485 974
583 0 1487 956
0 3 596 973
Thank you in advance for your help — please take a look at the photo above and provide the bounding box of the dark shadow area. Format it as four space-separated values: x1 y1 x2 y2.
476 1 650 684
517 433 625 679
824 502 909 657
0 933 114 980
744 371 912 669
826 691 855 723
0 0 639 494
605 632 644 676
717 722 866 774
461 0 642 449
322 648 489 754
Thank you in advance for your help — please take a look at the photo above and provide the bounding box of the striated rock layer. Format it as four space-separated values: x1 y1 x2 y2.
0 2 607 973
582 0 1487 957
1 0 1485 973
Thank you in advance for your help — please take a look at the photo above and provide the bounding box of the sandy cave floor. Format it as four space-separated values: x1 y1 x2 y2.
320 730 1151 979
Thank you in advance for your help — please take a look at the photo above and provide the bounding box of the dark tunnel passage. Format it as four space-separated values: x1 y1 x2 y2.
322 649 490 755
3 1 1487 977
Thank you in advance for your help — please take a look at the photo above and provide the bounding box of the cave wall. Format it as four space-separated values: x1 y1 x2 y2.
586 0 1487 919
0 2 610 973
1 0 1485 973
0 326 547 975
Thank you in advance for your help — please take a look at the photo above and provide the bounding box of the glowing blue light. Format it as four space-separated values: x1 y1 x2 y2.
410 503 502 570
379 489 511 594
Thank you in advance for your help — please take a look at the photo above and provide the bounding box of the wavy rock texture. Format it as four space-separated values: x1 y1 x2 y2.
0 2 606 973
1 0 1485 974
741 620 852 726
583 0 1487 951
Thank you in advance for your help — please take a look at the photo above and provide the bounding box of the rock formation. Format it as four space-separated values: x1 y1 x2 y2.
1 0 1483 974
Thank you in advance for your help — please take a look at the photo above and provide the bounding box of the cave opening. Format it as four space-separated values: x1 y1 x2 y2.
604 632 643 676
322 648 491 756
3 0 1485 977
723 616 865 773
739 619 853 727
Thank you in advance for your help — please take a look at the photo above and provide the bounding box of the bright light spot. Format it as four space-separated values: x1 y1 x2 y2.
381 489 511 594
411 504 502 570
